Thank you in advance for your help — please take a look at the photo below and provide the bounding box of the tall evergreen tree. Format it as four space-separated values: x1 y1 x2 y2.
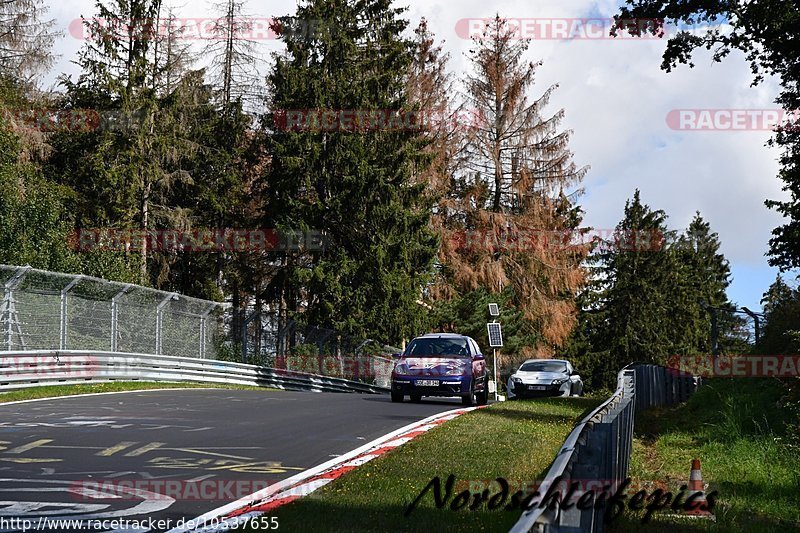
567 195 741 387
203 0 263 109
0 0 58 84
54 0 168 282
593 192 676 372
758 276 800 354
405 20 462 302
48 0 223 291
264 0 438 343
674 212 737 353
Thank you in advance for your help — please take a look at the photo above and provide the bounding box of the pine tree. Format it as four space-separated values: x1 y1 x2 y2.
55 0 165 282
758 276 800 354
597 192 676 366
670 212 740 354
203 0 264 109
49 0 205 287
263 0 439 343
405 20 462 301
568 193 743 387
0 0 58 84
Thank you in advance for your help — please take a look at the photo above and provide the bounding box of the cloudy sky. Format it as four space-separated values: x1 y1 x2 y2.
42 0 797 312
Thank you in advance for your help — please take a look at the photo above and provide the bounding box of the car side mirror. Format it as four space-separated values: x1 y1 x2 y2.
473 354 485 361
391 353 402 359
571 370 579 376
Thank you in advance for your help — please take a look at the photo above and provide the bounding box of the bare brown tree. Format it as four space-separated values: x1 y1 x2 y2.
450 15 590 355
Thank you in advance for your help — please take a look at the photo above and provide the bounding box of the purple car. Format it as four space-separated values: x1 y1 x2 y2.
390 333 489 406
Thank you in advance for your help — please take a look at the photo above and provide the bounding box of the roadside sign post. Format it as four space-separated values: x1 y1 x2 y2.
493 348 498 400
487 309 503 402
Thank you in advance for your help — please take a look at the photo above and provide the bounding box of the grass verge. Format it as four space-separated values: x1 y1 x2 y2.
250 397 601 532
0 381 274 403
610 378 800 532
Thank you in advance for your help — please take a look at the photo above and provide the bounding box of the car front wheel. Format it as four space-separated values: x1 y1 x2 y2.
391 391 403 403
476 386 488 406
462 385 475 406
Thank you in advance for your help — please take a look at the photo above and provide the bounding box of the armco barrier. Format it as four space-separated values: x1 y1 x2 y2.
0 350 390 395
509 364 699 533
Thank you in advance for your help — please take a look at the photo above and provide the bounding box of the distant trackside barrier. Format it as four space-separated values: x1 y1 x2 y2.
510 364 700 533
0 350 390 395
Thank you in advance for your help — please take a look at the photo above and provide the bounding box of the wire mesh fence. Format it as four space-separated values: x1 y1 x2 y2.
0 265 226 359
240 312 399 388
0 264 398 385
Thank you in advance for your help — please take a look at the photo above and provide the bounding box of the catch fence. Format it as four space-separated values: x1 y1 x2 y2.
0 265 226 359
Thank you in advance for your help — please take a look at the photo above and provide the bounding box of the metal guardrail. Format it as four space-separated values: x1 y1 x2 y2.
0 350 390 395
631 364 699 411
510 364 699 533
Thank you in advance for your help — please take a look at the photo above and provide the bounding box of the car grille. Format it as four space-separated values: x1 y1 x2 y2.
514 383 562 397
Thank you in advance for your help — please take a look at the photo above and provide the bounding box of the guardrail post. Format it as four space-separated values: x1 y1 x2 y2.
650 365 657 408
59 275 82 350
567 422 611 531
2 266 30 350
155 293 178 355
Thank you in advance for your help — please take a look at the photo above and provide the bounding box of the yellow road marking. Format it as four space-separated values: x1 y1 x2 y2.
0 457 61 463
6 439 53 454
170 448 253 460
125 442 165 456
96 442 137 456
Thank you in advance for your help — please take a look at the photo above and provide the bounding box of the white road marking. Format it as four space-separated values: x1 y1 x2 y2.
167 406 479 533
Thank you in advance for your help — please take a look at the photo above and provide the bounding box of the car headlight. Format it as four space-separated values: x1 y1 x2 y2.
511 377 522 383
394 363 410 374
552 378 566 385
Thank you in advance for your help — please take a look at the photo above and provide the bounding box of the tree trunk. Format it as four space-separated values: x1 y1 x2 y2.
140 177 150 284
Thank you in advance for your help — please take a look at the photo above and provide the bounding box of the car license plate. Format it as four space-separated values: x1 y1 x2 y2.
527 385 546 391
417 380 439 387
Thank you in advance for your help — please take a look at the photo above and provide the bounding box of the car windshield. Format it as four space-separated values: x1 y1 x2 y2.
519 361 567 373
405 338 469 357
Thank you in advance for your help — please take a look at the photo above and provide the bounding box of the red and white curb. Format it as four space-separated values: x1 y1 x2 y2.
167 406 484 532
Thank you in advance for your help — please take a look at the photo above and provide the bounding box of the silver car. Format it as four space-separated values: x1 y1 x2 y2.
507 359 583 399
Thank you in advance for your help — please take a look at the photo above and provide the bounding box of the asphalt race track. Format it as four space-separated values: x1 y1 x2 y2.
0 389 462 532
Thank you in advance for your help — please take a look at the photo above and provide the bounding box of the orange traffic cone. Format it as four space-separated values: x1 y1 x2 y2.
684 459 712 517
